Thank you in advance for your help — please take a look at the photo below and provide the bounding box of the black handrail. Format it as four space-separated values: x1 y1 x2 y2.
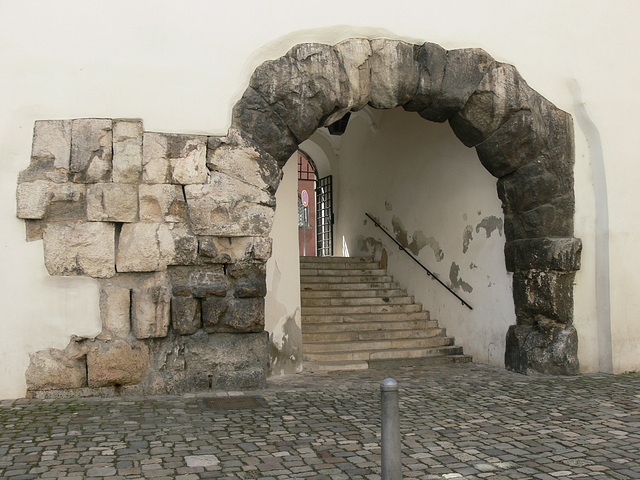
365 213 473 310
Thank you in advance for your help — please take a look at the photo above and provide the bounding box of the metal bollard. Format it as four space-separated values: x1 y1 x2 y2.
381 377 402 480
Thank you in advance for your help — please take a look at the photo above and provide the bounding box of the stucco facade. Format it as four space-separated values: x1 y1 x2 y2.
1 0 639 398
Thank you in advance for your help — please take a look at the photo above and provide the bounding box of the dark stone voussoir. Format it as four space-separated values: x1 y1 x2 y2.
449 62 536 147
505 323 579 375
513 269 575 324
505 237 582 273
231 87 299 165
412 47 493 123
497 158 561 214
368 39 420 109
504 192 575 241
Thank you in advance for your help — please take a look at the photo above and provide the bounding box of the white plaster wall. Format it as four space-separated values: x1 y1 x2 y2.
265 157 302 375
334 109 514 366
1 0 639 397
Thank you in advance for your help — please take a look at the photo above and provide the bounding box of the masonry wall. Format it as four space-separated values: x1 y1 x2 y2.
1 0 639 398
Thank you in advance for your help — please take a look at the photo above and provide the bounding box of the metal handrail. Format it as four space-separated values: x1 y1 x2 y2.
365 213 473 310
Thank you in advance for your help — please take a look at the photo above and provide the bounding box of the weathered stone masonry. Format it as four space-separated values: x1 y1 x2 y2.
17 39 582 395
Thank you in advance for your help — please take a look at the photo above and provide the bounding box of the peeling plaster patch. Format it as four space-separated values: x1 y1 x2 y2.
462 225 474 253
269 310 302 376
470 263 477 269
476 216 503 238
449 262 473 293
357 235 384 257
463 213 468 221
385 201 392 211
391 215 409 247
409 231 443 262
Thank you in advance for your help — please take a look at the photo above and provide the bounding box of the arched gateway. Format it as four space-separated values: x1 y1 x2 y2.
16 39 581 396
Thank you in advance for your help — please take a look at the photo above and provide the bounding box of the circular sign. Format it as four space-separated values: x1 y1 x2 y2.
301 189 309 207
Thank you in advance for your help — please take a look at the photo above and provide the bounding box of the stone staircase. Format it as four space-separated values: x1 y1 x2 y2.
300 256 472 371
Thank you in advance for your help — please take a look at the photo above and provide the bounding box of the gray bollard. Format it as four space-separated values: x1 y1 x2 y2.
381 377 402 480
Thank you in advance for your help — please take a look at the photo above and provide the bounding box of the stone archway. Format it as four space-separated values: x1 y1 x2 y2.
16 38 582 397
231 39 582 375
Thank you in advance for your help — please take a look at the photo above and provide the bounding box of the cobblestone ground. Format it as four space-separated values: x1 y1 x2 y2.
1 363 640 479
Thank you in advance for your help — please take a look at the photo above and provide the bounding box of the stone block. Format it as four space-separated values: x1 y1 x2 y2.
369 39 420 109
333 38 372 112
87 183 138 222
206 143 281 193
100 286 131 337
112 119 143 183
512 270 575 324
139 184 187 222
228 262 266 298
116 223 197 272
449 62 534 147
230 88 299 165
185 173 275 236
201 296 227 331
31 120 72 170
142 132 208 184
497 159 560 214
87 339 150 387
70 118 113 183
199 236 271 264
26 348 87 391
16 181 53 219
505 237 582 272
504 193 575 240
132 274 171 339
172 296 201 335
169 266 227 298
505 323 579 375
43 222 115 278
146 331 269 392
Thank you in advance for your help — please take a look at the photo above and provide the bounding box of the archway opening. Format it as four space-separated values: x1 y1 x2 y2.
233 38 582 375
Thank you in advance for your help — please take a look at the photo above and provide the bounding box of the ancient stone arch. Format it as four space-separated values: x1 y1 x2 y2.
16 39 581 396
230 39 582 375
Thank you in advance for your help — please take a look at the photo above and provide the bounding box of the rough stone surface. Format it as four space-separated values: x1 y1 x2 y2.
112 119 143 183
206 142 281 193
17 181 86 221
512 270 575 324
184 173 275 236
31 119 72 171
450 62 535 147
87 183 138 222
497 158 561 213
228 262 267 298
368 39 419 109
142 132 208 184
221 298 265 333
201 296 227 331
116 223 197 272
505 323 579 375
16 181 53 219
70 118 113 183
138 183 187 222
132 273 171 339
504 193 575 240
100 286 131 337
333 38 373 112
86 339 150 387
169 265 227 298
505 237 582 272
171 296 201 335
199 236 272 264
25 348 86 391
43 222 115 278
146 331 269 392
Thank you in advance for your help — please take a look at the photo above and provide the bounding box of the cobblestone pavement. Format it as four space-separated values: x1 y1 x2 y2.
1 363 640 479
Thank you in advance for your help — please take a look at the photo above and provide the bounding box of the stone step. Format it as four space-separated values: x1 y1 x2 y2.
300 268 386 276
302 311 431 324
303 319 439 333
302 327 445 343
304 354 472 372
302 303 422 315
300 274 393 284
301 296 414 307
301 282 400 291
300 256 373 264
300 262 381 271
300 288 407 299
303 336 454 354
303 345 464 362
